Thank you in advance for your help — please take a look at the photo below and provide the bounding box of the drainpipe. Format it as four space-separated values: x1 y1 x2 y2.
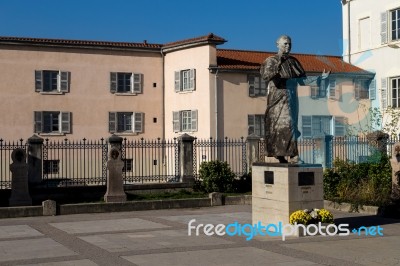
214 68 219 140
347 0 351 63
160 49 165 140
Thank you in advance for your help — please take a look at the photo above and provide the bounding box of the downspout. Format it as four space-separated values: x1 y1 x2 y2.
214 68 219 140
347 0 351 63
160 49 165 141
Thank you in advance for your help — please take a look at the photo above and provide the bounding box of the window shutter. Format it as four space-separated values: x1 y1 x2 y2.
132 73 142 93
109 112 117 133
110 72 117 93
248 115 255 135
380 12 388 44
310 86 318 99
60 71 70 92
354 80 361 100
254 76 260 95
173 111 180 132
61 112 71 133
189 69 196 91
334 116 346 136
35 70 43 92
381 77 387 109
191 110 198 131
369 79 376 100
329 79 336 99
174 71 180 92
248 75 255 97
133 112 143 133
302 116 312 138
320 79 326 97
260 78 267 96
34 111 43 133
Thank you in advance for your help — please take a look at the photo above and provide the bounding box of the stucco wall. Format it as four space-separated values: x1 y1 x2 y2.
0 46 163 140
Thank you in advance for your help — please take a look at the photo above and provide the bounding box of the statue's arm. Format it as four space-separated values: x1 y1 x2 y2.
299 69 331 86
260 57 279 81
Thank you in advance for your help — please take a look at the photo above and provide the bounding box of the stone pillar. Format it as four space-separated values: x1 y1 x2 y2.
390 142 400 196
313 137 325 168
246 134 261 172
104 135 126 203
178 134 195 183
27 135 44 184
9 148 32 206
324 135 333 168
367 130 389 154
42 200 57 216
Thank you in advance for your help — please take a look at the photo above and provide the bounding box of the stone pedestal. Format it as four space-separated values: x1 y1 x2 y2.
252 163 323 226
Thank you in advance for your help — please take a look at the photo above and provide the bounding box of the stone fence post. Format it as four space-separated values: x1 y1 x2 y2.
104 135 126 203
246 134 260 172
178 134 195 183
324 135 333 168
27 135 44 184
9 148 32 206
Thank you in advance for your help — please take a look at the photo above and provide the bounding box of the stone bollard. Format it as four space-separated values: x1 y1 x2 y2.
9 148 32 207
104 147 127 203
209 192 223 206
42 200 57 216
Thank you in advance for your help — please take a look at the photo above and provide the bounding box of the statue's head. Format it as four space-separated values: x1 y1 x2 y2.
276 35 292 55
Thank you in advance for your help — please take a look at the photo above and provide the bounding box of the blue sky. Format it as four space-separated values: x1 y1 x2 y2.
0 0 343 55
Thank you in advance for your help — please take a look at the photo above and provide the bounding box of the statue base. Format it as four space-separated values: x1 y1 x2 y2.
252 162 324 227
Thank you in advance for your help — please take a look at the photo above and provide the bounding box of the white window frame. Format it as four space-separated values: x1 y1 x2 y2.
110 72 142 94
174 69 196 92
381 8 400 44
34 111 71 134
248 75 266 97
35 70 70 93
301 115 346 138
172 110 198 132
354 79 370 100
109 112 144 133
390 8 400 42
390 76 400 108
248 114 265 136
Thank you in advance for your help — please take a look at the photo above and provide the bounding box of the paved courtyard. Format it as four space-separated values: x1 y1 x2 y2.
0 205 399 265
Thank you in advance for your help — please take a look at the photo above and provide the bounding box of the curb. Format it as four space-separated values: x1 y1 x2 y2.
324 200 381 215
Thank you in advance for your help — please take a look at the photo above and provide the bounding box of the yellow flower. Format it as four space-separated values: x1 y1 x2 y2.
317 209 334 223
289 210 312 225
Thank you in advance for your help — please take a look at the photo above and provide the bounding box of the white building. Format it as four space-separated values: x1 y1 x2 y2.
342 0 400 134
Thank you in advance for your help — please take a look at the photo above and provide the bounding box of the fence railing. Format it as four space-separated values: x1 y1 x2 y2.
1 134 398 189
193 137 247 178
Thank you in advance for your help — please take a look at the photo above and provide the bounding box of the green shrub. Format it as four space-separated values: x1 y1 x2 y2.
198 160 235 193
323 154 392 207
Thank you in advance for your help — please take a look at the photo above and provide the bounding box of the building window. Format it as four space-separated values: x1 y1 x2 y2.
174 69 196 92
355 79 370 99
301 116 346 138
44 160 60 174
110 72 142 94
123 159 133 172
248 115 265 136
172 110 198 132
391 77 400 108
35 70 70 93
248 75 266 97
391 8 400 41
34 111 71 134
310 79 327 99
109 112 144 133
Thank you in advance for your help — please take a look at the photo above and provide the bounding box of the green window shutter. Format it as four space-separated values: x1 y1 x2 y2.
34 111 43 133
310 86 318 99
191 110 198 131
381 78 387 109
248 75 255 97
133 112 144 133
302 116 312 138
132 73 142 93
110 72 117 93
254 76 260 96
381 12 388 44
109 112 117 133
189 69 196 91
61 112 71 133
369 79 376 100
260 78 267 96
320 79 326 97
35 70 43 92
174 71 180 92
248 115 255 135
173 111 180 132
60 71 70 92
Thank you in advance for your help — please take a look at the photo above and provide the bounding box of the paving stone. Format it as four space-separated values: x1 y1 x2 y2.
0 225 43 239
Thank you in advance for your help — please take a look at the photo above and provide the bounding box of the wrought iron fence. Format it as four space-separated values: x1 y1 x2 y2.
193 137 247 179
122 138 179 183
42 138 108 187
0 139 27 189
